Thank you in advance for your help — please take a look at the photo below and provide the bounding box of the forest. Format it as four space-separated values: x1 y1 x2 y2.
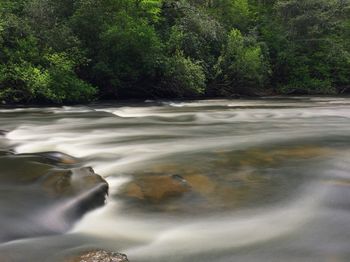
0 0 349 103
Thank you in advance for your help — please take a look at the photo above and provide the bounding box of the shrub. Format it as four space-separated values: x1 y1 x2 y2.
158 51 206 97
213 29 270 95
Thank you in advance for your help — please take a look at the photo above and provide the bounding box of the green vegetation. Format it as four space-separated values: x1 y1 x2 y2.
0 0 349 103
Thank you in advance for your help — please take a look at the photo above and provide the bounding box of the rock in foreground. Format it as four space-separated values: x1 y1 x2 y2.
0 152 109 243
66 250 129 262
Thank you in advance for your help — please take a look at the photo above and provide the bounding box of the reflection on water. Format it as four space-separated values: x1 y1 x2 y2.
0 97 350 261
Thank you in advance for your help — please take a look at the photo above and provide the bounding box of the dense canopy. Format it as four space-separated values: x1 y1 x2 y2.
0 0 349 103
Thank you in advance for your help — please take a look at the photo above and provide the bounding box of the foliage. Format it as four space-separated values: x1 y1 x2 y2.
213 29 270 95
0 0 96 104
158 51 206 97
97 14 163 98
270 0 350 94
0 0 349 103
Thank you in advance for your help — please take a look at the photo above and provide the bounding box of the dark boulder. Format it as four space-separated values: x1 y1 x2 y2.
0 153 108 243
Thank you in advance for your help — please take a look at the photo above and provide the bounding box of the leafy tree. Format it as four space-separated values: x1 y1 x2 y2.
98 14 163 97
207 0 251 32
0 0 96 103
213 29 270 95
160 0 225 85
271 0 350 94
158 51 206 97
71 0 163 98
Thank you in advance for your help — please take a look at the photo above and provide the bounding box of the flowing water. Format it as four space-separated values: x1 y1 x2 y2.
0 97 350 261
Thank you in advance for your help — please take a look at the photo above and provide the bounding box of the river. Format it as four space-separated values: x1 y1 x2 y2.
0 97 349 261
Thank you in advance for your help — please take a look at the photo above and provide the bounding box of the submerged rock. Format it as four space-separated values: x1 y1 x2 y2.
122 174 190 203
66 250 129 262
119 144 334 212
234 145 332 167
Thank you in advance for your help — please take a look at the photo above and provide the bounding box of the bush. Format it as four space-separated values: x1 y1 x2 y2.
0 61 50 103
91 14 163 97
0 53 96 104
43 53 97 103
213 29 270 95
158 51 206 97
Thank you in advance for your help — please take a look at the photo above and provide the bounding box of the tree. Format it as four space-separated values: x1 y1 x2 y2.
158 51 206 97
1 0 350 103
249 0 350 94
212 29 270 96
0 0 96 103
